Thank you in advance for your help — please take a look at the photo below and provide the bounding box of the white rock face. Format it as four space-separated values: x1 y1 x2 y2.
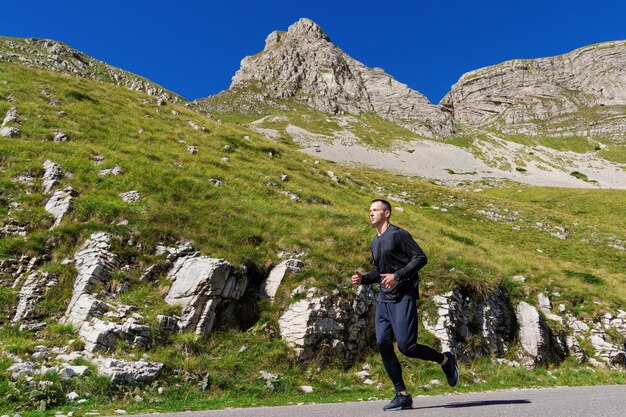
165 256 245 335
0 126 20 137
98 165 124 177
64 232 119 326
443 40 626 139
119 190 142 202
79 318 122 352
424 289 518 359
516 301 543 359
515 301 566 366
44 187 78 229
42 159 64 193
259 259 304 300
1 106 20 127
12 271 57 323
93 357 163 384
221 18 454 139
278 285 376 365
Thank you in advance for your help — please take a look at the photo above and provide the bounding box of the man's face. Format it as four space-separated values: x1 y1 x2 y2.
369 201 389 227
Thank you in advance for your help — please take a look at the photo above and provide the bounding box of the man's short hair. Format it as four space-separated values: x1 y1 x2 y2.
372 199 392 214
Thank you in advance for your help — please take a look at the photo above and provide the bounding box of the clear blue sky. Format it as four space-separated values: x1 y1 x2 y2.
5 0 625 103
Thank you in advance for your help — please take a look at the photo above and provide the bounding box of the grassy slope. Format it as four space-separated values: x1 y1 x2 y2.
0 63 625 415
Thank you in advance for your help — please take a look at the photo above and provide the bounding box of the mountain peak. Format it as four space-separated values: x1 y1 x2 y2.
287 18 330 42
222 19 454 138
264 18 330 51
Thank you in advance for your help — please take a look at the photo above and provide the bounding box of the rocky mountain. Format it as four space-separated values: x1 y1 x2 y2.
442 40 626 140
0 36 186 104
201 19 626 146
197 20 625 189
199 18 455 139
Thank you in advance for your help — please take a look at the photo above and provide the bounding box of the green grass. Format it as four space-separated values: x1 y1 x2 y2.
1 61 625 415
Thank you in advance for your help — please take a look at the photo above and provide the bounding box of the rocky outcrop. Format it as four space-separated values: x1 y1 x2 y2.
424 290 567 367
64 232 119 326
515 301 566 366
93 357 163 384
0 36 185 104
42 159 64 193
278 285 376 366
423 289 517 358
201 18 454 139
12 271 57 323
44 187 78 229
442 41 626 140
165 255 247 335
1 106 20 127
259 259 304 300
0 126 20 137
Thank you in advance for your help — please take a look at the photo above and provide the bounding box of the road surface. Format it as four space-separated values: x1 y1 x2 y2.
108 385 625 417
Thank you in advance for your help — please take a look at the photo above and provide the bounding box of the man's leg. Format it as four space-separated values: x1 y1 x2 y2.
375 301 407 393
392 298 444 363
392 298 460 387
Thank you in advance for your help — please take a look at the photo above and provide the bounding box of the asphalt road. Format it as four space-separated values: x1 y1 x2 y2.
109 385 626 417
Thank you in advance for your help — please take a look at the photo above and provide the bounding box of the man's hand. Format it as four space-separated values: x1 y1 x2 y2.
381 273 397 289
351 271 363 286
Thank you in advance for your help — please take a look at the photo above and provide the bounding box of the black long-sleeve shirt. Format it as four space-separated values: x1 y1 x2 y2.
361 224 427 302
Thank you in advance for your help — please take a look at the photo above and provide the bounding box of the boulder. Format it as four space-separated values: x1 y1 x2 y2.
93 357 163 384
165 255 246 335
259 259 304 300
42 159 63 193
44 187 78 229
119 190 142 202
79 318 122 352
98 165 124 177
12 271 58 323
278 285 376 365
64 232 119 327
515 301 566 366
1 106 20 126
0 126 20 137
424 289 516 358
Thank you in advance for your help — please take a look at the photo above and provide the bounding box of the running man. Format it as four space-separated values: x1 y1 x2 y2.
351 199 459 411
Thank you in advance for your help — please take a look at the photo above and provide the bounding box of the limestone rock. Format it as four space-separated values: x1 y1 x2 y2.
94 357 163 384
42 159 63 193
201 18 454 139
98 165 124 177
259 259 304 300
7 361 37 378
443 40 626 140
0 126 20 137
165 255 247 335
120 190 142 202
44 187 78 229
515 301 566 366
53 132 69 142
278 285 376 365
1 106 20 127
64 232 119 326
423 289 516 358
79 318 122 352
12 271 58 323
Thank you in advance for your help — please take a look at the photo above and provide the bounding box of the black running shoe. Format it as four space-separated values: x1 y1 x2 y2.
442 351 459 387
383 393 413 411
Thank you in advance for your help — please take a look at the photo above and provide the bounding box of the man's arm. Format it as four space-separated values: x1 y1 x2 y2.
393 229 427 282
361 251 381 284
